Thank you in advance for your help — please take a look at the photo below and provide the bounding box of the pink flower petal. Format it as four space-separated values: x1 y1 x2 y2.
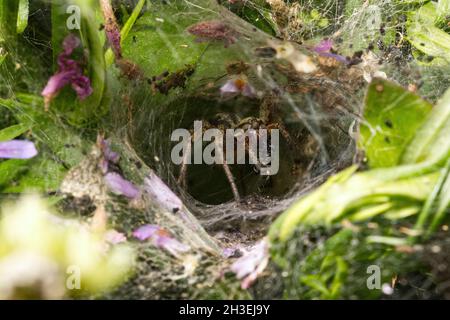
105 229 127 244
220 80 240 94
0 140 38 159
106 28 122 59
133 224 190 256
143 172 183 212
222 247 237 258
230 240 269 289
71 75 93 100
62 33 81 55
155 235 190 256
312 38 349 64
220 77 256 97
41 70 78 101
242 83 256 98
132 224 159 241
41 34 92 109
105 172 140 199
320 52 349 64
313 39 333 53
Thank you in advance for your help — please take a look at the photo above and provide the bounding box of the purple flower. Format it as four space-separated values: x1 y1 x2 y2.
312 39 349 64
0 140 38 159
143 172 183 212
106 28 122 59
222 247 237 258
100 0 122 59
104 229 127 244
61 33 80 56
230 239 269 289
104 172 140 199
97 135 120 173
319 52 349 64
220 76 256 98
133 224 190 257
313 39 333 53
41 34 92 110
132 224 159 241
154 235 190 257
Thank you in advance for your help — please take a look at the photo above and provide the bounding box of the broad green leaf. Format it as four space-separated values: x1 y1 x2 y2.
384 206 420 220
0 123 31 142
437 0 450 17
121 0 253 83
411 1 438 25
349 203 394 221
269 166 358 242
402 87 450 164
16 0 29 34
398 0 429 3
360 78 432 168
407 23 450 63
121 2 208 76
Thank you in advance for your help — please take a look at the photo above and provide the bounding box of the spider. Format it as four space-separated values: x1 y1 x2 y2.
176 94 297 204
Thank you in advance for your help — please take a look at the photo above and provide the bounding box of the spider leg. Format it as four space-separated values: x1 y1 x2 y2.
177 125 204 188
215 139 241 203
244 133 262 173
177 136 192 189
268 122 297 152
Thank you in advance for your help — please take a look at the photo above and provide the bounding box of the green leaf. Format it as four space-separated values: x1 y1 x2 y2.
0 0 18 43
50 0 106 124
349 203 394 221
402 87 450 164
105 0 146 66
437 0 450 18
3 156 67 193
0 159 27 186
410 2 438 25
366 236 408 246
407 22 450 63
121 0 248 82
121 0 146 43
71 0 106 124
428 162 450 234
413 159 450 235
0 123 31 142
0 94 92 193
16 0 29 34
360 78 433 168
299 275 330 296
269 166 358 242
